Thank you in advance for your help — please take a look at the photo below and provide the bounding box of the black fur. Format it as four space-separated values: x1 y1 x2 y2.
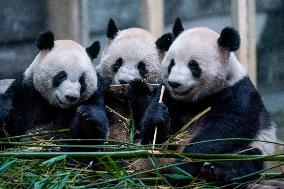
155 33 173 51
112 58 123 72
0 75 109 151
137 61 148 78
136 77 271 184
218 27 240 51
155 18 184 51
172 17 184 38
107 18 118 39
86 41 100 60
188 60 202 78
79 73 86 93
128 79 153 133
168 59 175 74
201 148 263 184
35 31 54 50
52 71 67 87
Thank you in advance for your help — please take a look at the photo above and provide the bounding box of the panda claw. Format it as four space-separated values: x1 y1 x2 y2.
201 162 233 183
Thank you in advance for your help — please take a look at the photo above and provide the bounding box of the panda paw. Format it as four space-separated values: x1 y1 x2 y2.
201 162 235 183
75 105 109 138
141 103 170 144
128 79 150 99
76 105 106 126
76 105 94 122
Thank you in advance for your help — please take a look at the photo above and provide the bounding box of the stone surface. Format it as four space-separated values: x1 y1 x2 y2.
0 42 38 79
0 0 47 43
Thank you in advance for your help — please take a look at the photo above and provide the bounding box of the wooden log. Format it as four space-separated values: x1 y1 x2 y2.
46 0 80 41
231 0 257 86
141 0 164 37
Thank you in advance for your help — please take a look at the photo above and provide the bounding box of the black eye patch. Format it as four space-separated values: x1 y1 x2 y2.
168 59 175 74
79 73 86 93
137 61 148 78
188 60 201 78
112 58 123 72
52 71 67 87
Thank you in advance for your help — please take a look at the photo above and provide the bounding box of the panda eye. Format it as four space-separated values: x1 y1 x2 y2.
168 59 175 74
188 60 201 78
52 71 67 87
137 61 148 78
79 73 86 93
112 58 123 72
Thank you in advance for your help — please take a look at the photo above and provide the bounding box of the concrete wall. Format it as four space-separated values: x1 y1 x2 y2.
0 0 47 79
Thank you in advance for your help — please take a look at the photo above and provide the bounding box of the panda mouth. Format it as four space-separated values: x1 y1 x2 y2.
57 97 73 106
172 87 193 96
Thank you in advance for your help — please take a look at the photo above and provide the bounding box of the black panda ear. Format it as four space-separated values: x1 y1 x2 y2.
172 17 184 38
35 31 54 50
107 18 118 39
218 27 240 51
86 41 100 60
155 33 173 51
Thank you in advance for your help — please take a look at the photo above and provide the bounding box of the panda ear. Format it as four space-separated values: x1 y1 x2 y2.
107 18 118 39
86 41 100 60
218 27 240 51
36 31 54 50
172 17 184 38
155 33 173 51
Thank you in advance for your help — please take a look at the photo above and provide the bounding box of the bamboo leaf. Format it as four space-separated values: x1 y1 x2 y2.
0 159 16 173
56 172 71 189
42 155 67 166
34 178 48 189
162 173 191 180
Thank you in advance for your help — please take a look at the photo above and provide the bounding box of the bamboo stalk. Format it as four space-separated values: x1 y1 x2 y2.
109 83 159 87
106 105 128 122
1 150 284 161
0 128 70 141
0 141 136 149
168 107 211 142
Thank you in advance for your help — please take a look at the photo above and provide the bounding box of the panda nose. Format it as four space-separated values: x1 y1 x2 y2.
65 95 78 102
168 81 181 89
119 79 128 84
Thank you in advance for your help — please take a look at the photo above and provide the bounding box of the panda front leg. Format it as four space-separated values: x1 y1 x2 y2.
69 104 109 148
200 148 263 185
128 79 152 132
140 96 170 144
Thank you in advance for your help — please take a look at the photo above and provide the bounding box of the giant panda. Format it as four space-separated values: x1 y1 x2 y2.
0 31 109 150
129 19 276 186
96 19 164 142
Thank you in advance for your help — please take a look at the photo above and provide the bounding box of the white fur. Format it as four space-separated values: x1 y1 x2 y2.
162 27 247 101
163 27 276 156
250 122 277 155
97 28 161 84
24 40 97 108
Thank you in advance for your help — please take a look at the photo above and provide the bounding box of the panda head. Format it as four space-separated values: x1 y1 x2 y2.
24 31 100 108
97 19 162 84
162 20 247 102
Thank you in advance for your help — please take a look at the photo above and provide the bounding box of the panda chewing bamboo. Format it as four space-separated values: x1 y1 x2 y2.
96 19 164 142
128 18 277 185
